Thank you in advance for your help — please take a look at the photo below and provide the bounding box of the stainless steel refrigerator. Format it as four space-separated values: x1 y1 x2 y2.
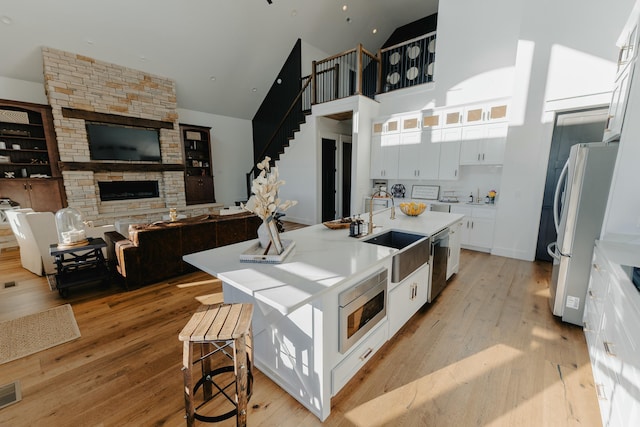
547 142 618 325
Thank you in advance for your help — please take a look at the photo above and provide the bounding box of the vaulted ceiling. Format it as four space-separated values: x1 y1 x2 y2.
0 0 438 120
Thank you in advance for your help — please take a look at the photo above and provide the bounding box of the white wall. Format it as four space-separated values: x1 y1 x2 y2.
177 109 253 207
0 76 47 104
362 0 633 260
492 0 634 260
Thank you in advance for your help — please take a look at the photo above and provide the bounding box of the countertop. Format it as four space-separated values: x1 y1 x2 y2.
184 209 463 315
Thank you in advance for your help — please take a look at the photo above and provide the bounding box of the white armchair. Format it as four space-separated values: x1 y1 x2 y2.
5 208 57 276
6 208 116 276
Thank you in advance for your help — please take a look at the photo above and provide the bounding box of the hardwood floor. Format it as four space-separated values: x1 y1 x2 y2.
0 243 601 426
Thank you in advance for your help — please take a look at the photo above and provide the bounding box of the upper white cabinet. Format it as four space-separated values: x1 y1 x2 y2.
459 100 509 165
370 133 399 179
437 127 461 180
400 112 421 133
603 62 635 142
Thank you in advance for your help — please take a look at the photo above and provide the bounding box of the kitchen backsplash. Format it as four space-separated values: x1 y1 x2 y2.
385 164 502 203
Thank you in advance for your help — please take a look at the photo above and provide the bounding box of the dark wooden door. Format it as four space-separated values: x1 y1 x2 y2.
535 108 607 261
321 138 337 222
341 142 352 218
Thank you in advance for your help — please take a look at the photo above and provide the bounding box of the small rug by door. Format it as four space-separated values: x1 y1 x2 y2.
0 304 80 365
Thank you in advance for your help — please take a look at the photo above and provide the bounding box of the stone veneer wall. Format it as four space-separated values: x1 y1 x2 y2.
41 47 193 225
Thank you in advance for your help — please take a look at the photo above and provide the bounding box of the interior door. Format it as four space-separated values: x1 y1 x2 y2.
321 135 352 222
535 108 607 261
321 138 337 222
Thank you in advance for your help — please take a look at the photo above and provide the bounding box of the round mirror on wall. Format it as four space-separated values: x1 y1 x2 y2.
389 52 401 65
406 67 419 80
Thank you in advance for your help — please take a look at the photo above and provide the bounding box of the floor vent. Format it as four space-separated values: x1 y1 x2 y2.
3 281 16 288
0 381 22 410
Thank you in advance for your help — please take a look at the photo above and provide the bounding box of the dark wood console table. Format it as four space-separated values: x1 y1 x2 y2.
49 237 109 297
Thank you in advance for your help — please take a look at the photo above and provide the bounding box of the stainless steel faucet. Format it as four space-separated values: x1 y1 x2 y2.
368 189 395 235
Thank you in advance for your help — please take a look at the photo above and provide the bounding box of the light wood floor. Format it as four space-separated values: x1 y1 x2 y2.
0 239 601 426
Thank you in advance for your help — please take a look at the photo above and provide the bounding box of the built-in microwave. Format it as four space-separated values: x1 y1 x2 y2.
339 268 387 353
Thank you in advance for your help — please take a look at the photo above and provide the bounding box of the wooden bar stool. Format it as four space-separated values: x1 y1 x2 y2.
179 303 253 427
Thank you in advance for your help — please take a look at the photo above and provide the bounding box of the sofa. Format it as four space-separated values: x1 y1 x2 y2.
104 212 261 289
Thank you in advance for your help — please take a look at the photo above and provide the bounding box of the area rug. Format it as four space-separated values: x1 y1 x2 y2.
0 304 80 365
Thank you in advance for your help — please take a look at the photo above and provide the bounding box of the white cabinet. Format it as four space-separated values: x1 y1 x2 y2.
331 320 388 395
450 205 496 252
398 130 440 180
447 219 462 279
462 101 509 126
459 100 509 165
459 122 507 165
584 241 640 427
437 127 461 180
603 62 635 142
370 134 399 179
388 264 429 336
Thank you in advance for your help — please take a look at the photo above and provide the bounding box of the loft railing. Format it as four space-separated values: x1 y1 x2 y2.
246 33 436 198
311 44 379 105
379 31 436 93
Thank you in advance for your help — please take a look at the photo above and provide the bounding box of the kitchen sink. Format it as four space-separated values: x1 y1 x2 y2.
363 230 430 282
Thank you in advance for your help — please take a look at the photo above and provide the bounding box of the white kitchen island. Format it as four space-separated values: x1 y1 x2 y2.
184 209 463 420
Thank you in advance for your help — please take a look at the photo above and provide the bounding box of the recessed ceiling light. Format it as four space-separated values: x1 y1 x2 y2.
372 28 377 34
251 88 258 92
139 55 147 61
86 39 94 45
346 17 352 23
209 76 216 81
342 5 348 11
0 16 13 25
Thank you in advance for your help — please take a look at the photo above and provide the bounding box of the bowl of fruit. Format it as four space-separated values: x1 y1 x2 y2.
399 201 427 216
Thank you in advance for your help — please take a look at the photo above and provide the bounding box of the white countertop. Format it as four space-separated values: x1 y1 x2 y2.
184 209 463 315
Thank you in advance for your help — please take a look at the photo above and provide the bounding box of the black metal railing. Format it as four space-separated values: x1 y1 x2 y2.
246 33 436 198
246 75 312 197
311 44 379 105
379 32 436 93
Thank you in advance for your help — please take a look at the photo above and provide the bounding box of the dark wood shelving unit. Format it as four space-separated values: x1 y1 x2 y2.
0 99 66 212
180 123 215 205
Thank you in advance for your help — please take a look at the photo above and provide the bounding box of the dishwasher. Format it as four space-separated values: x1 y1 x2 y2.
427 227 449 302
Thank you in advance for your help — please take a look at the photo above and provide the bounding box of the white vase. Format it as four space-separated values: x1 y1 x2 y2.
257 221 271 248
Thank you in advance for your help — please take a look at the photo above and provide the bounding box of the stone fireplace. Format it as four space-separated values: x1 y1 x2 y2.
41 47 219 225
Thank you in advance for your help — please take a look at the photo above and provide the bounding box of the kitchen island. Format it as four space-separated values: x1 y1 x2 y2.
184 209 463 420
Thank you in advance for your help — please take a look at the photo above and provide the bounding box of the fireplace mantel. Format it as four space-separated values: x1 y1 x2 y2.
58 162 184 172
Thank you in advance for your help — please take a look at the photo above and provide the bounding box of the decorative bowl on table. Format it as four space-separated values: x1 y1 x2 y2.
399 201 427 216
323 218 351 229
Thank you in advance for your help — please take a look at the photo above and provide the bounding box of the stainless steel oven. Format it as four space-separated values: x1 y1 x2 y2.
339 268 387 353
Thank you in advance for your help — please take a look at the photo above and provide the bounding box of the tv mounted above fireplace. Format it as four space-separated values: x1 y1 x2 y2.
86 122 161 162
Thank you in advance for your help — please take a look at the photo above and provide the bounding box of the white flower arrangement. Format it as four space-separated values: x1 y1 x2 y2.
241 156 297 221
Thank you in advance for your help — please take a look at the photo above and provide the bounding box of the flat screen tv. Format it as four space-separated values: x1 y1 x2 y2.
86 122 161 162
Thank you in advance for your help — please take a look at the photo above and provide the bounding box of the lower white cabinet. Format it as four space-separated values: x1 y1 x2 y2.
331 320 388 395
447 219 462 279
387 264 429 336
450 205 496 252
584 241 640 427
